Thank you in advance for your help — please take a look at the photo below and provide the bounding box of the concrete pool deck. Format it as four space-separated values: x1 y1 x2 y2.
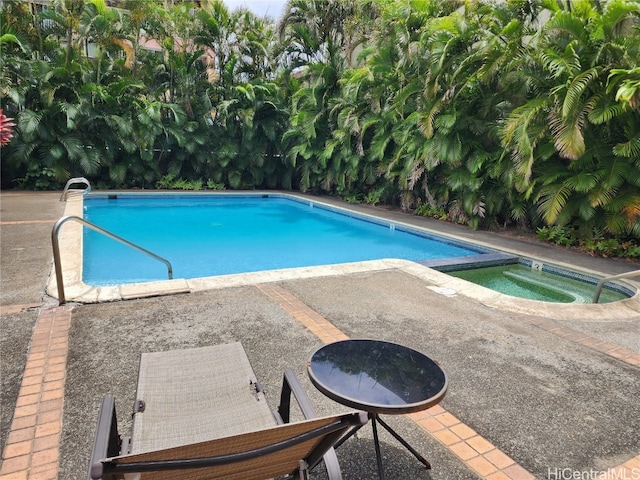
1 191 639 480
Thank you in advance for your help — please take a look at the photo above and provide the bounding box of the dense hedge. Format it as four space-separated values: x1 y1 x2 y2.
1 0 638 256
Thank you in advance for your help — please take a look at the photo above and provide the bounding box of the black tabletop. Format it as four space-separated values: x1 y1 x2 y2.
308 339 447 414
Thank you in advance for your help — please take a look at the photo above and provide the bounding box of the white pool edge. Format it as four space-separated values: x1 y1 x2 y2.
46 191 640 321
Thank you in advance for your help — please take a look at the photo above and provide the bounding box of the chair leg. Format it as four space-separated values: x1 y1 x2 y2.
278 369 345 480
297 460 310 480
88 396 121 480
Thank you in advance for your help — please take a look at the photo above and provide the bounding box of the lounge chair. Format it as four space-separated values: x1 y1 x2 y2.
88 343 367 480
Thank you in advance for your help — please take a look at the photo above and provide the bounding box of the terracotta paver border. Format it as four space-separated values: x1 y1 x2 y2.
528 318 640 367
0 304 42 316
0 305 72 480
409 407 534 479
0 221 55 226
256 283 349 344
257 283 535 479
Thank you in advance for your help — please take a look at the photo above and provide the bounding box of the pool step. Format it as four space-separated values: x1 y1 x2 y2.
502 271 585 303
420 252 519 272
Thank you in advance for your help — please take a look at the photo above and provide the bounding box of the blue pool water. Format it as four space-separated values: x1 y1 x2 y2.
83 194 482 285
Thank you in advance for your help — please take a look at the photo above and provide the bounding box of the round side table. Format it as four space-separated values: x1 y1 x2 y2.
308 339 447 479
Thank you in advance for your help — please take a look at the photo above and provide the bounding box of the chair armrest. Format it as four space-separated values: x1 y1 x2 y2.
277 369 318 423
277 369 344 480
88 396 121 480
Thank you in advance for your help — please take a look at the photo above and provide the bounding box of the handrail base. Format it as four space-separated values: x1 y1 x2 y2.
60 177 92 202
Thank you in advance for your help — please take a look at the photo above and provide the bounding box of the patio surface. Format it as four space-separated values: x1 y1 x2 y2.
1 191 639 480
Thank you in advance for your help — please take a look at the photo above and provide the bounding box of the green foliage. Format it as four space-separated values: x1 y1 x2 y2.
537 225 640 258
364 187 386 206
415 203 448 221
13 167 61 190
536 225 576 247
1 0 638 257
1 0 289 190
206 180 226 190
155 174 203 191
342 194 363 204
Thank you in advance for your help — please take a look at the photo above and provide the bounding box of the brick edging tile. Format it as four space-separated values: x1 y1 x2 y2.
0 306 72 480
529 318 640 367
0 304 42 316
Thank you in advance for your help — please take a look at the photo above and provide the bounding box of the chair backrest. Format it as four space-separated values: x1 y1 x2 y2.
92 411 367 480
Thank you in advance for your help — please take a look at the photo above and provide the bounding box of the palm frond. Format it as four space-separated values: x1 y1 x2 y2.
109 163 127 184
17 110 43 139
563 171 599 193
418 99 442 139
576 197 596 222
434 112 456 133
548 109 585 160
588 94 625 124
601 1 640 38
501 98 548 181
544 10 586 42
536 183 573 224
540 43 581 79
59 102 80 129
562 67 598 119
613 133 640 158
370 129 393 162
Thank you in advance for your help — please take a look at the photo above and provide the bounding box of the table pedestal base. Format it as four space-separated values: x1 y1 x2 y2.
370 413 431 479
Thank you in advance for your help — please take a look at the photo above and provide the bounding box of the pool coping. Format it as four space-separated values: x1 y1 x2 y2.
46 191 640 321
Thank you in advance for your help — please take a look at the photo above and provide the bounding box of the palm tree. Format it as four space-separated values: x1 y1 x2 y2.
501 0 640 236
277 0 364 192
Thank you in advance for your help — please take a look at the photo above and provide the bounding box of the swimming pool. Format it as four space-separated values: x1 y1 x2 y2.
49 191 638 314
82 194 485 285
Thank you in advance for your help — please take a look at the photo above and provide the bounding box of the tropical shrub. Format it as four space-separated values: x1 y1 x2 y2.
1 0 638 257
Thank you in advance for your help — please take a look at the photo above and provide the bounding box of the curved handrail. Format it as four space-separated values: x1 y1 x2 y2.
592 269 640 303
52 215 173 304
60 177 92 201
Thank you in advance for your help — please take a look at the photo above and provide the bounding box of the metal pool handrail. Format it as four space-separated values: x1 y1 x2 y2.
592 269 640 304
52 215 173 304
60 177 91 201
